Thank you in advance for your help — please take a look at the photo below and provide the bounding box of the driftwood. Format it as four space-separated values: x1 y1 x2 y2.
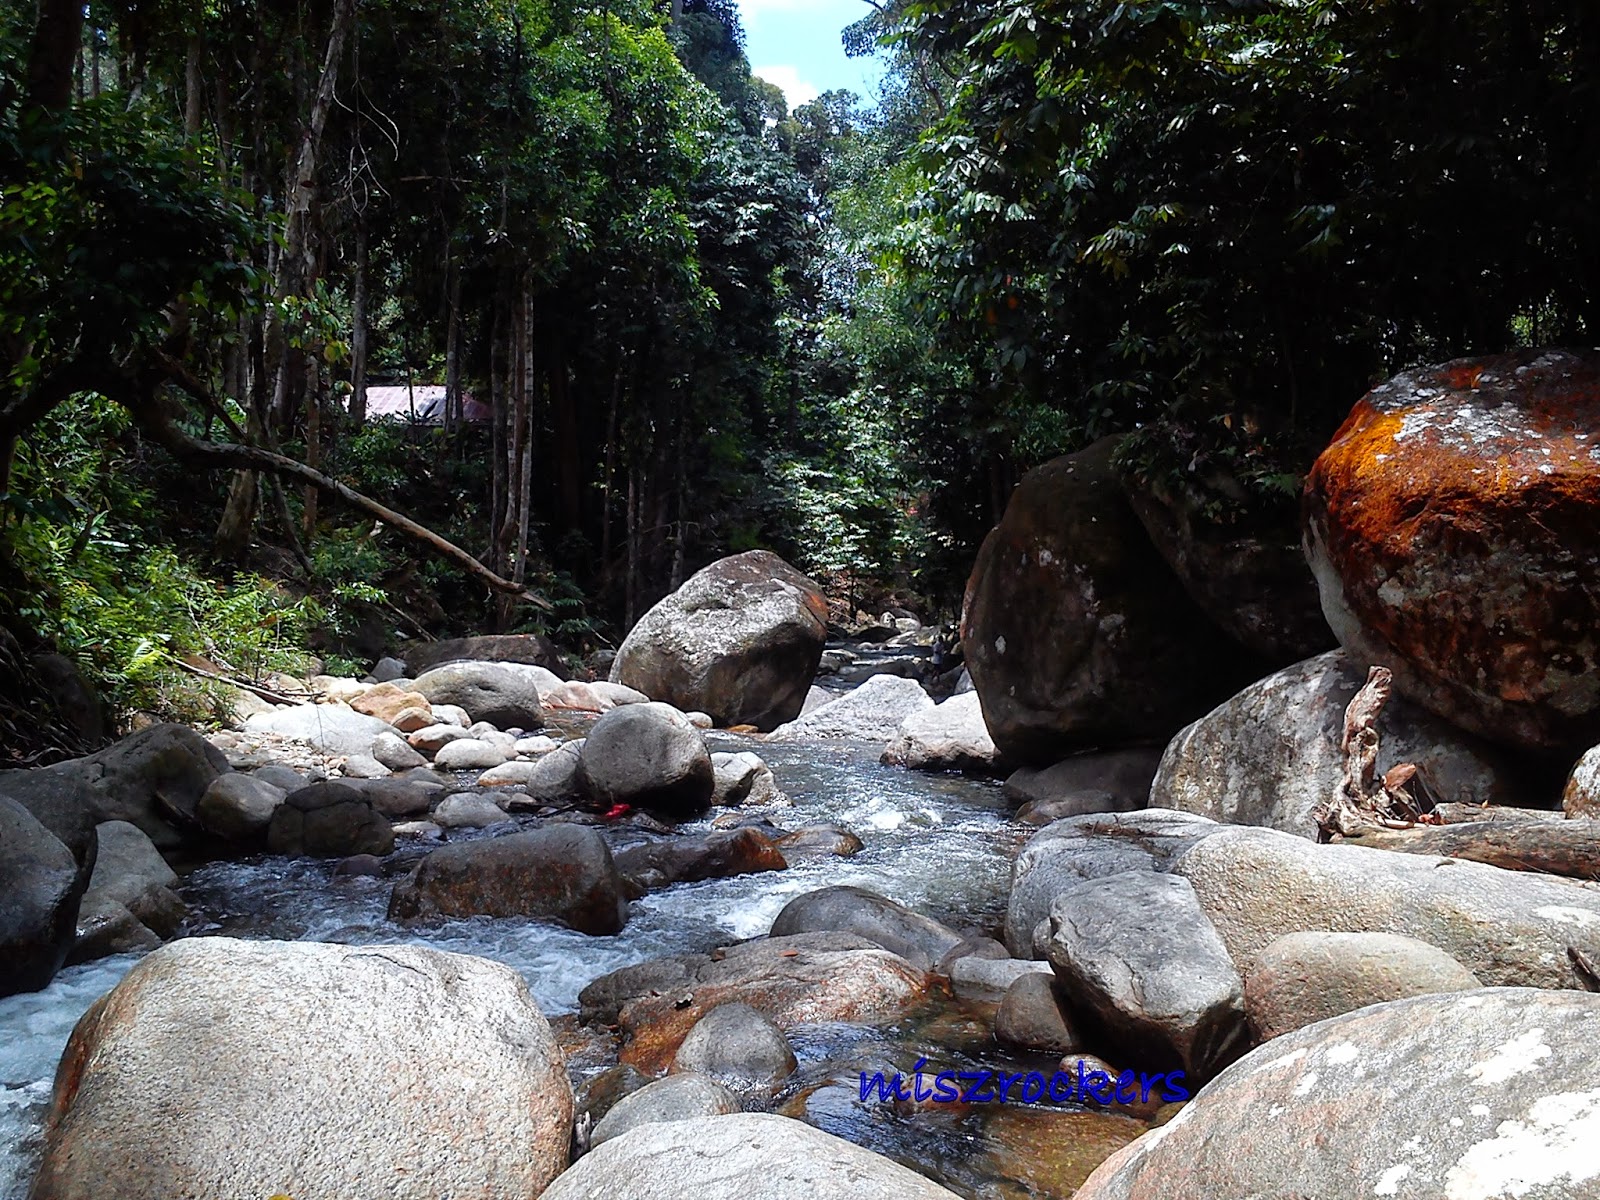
1314 665 1420 840
1340 819 1600 882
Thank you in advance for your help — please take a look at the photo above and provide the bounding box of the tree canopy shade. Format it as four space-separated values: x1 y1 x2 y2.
896 0 1600 470
3 0 1600 739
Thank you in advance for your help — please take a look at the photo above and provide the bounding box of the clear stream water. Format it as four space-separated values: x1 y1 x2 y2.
0 734 1139 1198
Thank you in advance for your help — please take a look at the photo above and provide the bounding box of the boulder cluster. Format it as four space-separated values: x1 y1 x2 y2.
8 350 1600 1199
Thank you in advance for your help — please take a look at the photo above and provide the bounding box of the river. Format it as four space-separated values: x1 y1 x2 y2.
1 733 1140 1198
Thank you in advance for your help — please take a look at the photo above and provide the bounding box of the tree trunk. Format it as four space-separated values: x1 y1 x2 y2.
302 354 321 538
349 213 369 426
25 0 85 113
443 259 462 430
184 35 203 136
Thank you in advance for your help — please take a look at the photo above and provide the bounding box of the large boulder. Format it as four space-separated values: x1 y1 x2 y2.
1005 748 1164 824
1151 649 1521 836
411 661 549 729
881 692 1003 773
1046 871 1248 1082
576 703 713 819
265 782 395 859
1005 809 1222 957
30 939 572 1200
584 932 929 1074
404 633 568 677
1304 350 1600 754
1171 823 1600 988
543 1113 962 1200
1122 471 1334 665
388 825 629 934
769 886 965 971
768 674 933 742
611 551 828 731
0 724 229 850
961 437 1247 767
0 794 88 996
243 703 397 759
1075 988 1600 1200
1244 931 1482 1041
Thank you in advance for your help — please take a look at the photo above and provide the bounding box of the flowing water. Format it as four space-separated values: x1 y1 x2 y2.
0 733 1137 1198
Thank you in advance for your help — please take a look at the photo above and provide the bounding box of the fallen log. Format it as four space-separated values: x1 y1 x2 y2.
1340 818 1600 882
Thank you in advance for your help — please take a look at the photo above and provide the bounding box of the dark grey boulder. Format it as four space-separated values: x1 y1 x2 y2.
342 777 437 818
0 724 229 850
388 825 628 935
769 885 965 971
576 703 713 820
1005 747 1164 823
197 773 285 842
79 821 183 938
1046 870 1249 1083
266 782 395 859
613 828 786 893
0 794 89 996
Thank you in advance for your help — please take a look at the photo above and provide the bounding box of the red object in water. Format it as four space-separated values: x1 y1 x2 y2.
599 803 633 822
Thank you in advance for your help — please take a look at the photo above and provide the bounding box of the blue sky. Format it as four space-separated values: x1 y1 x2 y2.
736 0 888 111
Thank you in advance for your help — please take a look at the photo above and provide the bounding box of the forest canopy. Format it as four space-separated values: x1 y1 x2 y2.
2 0 1596 742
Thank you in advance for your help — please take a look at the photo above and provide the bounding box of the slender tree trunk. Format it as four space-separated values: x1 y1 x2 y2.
349 213 369 426
515 296 535 587
444 260 462 430
302 355 321 538
626 464 641 628
184 35 203 136
600 359 621 571
489 286 510 579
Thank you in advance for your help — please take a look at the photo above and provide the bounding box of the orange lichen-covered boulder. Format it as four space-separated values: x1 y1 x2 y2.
1304 350 1600 753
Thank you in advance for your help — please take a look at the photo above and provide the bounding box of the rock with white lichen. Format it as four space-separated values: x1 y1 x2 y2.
1074 987 1600 1200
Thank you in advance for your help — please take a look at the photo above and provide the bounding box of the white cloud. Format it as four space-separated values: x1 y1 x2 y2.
752 64 820 109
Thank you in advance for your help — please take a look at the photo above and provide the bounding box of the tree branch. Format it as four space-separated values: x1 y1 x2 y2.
127 369 551 609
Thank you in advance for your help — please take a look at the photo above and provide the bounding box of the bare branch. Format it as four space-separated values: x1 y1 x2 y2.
127 367 551 610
